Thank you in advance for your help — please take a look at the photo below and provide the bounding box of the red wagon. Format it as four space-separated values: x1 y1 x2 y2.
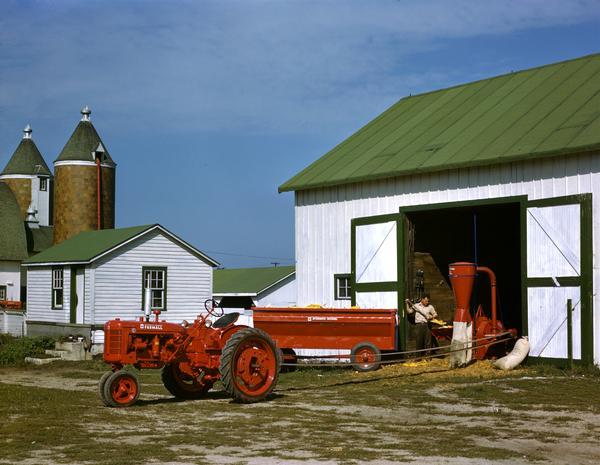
252 307 397 371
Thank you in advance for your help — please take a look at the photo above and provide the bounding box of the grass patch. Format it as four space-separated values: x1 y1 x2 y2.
0 334 55 365
1 359 599 464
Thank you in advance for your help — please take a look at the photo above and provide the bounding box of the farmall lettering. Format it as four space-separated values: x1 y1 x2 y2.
140 324 163 330
100 301 280 408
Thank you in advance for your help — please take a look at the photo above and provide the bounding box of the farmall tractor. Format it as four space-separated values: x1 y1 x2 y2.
98 300 281 407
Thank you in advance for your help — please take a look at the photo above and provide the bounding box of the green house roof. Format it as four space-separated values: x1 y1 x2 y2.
213 266 295 295
24 224 219 267
55 121 115 165
280 53 600 193
1 138 51 176
0 183 28 261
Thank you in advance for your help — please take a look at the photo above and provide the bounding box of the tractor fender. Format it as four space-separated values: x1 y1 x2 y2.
218 324 249 346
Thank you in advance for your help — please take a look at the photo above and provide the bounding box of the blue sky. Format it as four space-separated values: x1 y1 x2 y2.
1 0 599 267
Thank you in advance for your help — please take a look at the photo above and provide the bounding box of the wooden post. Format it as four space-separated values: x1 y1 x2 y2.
567 299 573 370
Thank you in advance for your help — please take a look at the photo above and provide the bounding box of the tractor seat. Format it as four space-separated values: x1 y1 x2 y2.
212 312 240 328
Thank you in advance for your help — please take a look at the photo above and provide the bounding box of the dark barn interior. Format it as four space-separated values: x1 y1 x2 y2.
404 202 523 347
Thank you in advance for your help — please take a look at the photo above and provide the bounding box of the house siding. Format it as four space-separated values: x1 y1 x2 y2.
0 261 21 302
294 152 600 363
91 230 212 325
26 266 71 323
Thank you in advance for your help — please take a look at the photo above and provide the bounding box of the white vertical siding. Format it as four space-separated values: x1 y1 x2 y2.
294 152 600 363
91 230 213 325
26 267 70 323
1 310 25 336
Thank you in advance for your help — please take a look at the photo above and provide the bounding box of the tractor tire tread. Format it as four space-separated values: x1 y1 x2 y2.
219 327 280 403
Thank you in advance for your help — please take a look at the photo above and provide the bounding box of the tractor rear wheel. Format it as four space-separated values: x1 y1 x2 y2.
220 328 281 403
103 370 140 408
350 342 381 372
161 363 213 399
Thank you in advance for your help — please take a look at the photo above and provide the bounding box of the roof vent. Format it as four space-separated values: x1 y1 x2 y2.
23 124 32 140
81 106 92 122
26 203 39 229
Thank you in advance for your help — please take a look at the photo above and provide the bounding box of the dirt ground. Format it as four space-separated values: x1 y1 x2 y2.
0 359 599 465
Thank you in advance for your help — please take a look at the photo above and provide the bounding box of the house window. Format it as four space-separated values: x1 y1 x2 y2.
0 285 7 301
39 177 47 191
334 274 351 300
142 267 167 310
52 268 64 309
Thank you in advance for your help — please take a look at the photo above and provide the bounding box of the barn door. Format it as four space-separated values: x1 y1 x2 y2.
351 213 403 346
525 194 592 364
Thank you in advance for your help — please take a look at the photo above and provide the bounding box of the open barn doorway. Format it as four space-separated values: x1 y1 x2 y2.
402 199 523 350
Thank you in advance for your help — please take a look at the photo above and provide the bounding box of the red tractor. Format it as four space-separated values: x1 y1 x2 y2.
98 301 281 407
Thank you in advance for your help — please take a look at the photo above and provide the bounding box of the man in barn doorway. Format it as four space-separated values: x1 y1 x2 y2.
407 295 438 356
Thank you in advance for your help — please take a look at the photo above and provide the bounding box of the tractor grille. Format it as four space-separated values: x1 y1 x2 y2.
107 330 122 355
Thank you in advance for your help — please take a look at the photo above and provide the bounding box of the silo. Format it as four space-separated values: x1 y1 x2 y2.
53 107 116 244
0 125 52 224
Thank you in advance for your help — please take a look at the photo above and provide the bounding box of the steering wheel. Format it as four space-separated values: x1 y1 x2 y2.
204 299 224 317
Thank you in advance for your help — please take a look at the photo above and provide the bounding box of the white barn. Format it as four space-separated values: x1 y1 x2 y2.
23 224 218 345
280 53 600 366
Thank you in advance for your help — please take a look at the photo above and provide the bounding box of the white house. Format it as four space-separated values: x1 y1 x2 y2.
279 53 600 366
23 224 219 345
213 266 296 325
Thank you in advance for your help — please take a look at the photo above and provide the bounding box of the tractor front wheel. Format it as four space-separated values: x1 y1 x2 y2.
98 370 114 406
220 328 281 403
161 363 213 399
103 370 140 408
350 342 381 372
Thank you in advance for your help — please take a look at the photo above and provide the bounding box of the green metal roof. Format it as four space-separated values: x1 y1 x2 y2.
213 266 295 295
55 121 115 165
0 183 28 261
1 138 51 176
24 225 151 264
23 224 219 267
280 53 600 193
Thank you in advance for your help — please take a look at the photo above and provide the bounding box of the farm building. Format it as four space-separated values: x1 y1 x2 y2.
213 266 296 324
280 53 600 366
22 224 219 344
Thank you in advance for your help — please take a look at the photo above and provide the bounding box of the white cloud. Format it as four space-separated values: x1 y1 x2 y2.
0 0 599 137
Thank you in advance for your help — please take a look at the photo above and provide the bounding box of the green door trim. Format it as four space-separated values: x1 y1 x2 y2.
69 266 77 324
525 193 593 365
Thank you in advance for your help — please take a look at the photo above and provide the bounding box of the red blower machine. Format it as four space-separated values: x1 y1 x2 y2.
448 262 517 367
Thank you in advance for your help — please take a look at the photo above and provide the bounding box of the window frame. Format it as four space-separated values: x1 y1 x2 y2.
39 177 48 192
0 285 7 301
142 267 168 311
51 267 64 309
334 273 352 301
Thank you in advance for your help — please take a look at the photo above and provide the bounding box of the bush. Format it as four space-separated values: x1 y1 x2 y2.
0 334 55 366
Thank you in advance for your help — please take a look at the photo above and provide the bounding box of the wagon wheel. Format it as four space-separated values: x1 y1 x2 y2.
98 370 114 406
102 370 140 408
279 348 298 373
161 363 213 399
220 328 281 403
351 342 381 372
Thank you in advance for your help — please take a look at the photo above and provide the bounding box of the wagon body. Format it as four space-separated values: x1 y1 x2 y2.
252 307 397 351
